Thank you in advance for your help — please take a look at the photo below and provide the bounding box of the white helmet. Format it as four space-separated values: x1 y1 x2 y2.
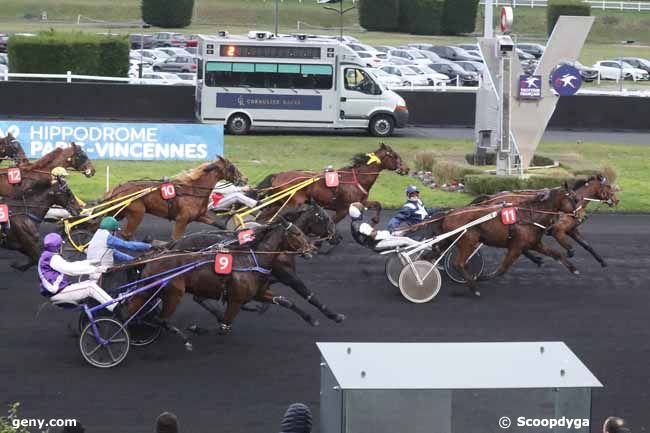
348 202 364 219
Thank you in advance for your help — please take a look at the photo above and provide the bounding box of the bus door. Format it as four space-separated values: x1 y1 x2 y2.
339 67 383 124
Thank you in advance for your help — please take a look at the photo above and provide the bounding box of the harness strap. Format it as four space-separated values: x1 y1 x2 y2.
232 249 272 274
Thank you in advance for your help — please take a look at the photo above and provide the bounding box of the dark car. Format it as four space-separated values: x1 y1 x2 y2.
428 45 482 62
559 60 598 82
517 43 545 59
455 60 485 74
428 61 479 86
614 57 650 74
152 32 186 48
152 55 197 73
129 33 155 49
0 33 8 53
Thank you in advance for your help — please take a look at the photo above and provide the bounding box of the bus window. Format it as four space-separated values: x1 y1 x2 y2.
344 68 381 95
204 61 333 90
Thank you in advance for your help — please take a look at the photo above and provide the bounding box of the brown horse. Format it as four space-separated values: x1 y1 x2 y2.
0 133 29 166
127 219 317 344
0 143 95 196
470 175 620 267
1 178 82 271
434 187 579 296
103 157 245 240
256 143 409 224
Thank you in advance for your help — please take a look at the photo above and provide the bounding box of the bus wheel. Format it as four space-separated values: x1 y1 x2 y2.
369 114 394 137
227 114 251 135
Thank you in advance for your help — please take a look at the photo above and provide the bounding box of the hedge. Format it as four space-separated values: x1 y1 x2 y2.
8 32 129 77
142 0 195 28
465 153 556 167
399 0 445 35
443 0 480 35
464 174 574 195
547 0 591 36
358 0 400 31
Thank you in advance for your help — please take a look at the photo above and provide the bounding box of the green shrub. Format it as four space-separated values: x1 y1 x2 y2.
465 174 574 195
142 0 195 28
432 162 482 184
358 0 400 31
8 31 128 77
465 153 556 167
443 0 480 34
0 403 30 433
400 0 445 35
547 0 591 36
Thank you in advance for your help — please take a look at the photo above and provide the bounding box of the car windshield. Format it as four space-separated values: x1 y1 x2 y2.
458 62 477 72
620 61 635 69
358 52 372 58
410 51 426 59
402 67 418 76
373 69 390 76
407 66 425 75
636 58 650 68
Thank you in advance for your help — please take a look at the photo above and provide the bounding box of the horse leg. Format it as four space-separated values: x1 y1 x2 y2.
171 215 190 240
478 246 525 281
186 295 225 335
364 200 382 225
259 290 319 327
10 224 39 271
522 251 544 267
550 226 576 258
122 201 146 240
333 208 348 224
272 266 345 323
529 242 580 275
216 301 243 335
452 237 482 297
569 228 607 267
157 281 194 350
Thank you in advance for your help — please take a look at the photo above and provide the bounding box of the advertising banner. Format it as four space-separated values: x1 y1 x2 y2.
0 121 223 160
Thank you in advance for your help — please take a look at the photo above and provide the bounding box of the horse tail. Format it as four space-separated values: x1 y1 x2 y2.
255 174 277 198
469 194 491 205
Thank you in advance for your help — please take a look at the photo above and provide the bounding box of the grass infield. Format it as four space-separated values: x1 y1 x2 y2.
64 135 649 212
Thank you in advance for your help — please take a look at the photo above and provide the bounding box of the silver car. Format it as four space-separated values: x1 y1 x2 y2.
152 55 197 73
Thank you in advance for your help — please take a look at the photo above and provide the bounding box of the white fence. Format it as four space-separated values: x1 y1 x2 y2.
0 71 132 83
479 0 650 11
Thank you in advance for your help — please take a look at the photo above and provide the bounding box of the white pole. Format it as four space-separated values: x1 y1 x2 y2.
484 0 494 38
106 165 110 192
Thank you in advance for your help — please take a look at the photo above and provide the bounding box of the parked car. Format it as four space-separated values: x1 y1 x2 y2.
367 68 402 89
593 60 649 81
128 33 155 49
428 45 482 62
155 47 193 58
386 57 416 66
388 49 432 66
175 72 197 85
131 72 185 85
0 53 7 66
516 48 535 61
0 33 8 53
357 51 388 67
345 42 381 54
455 60 485 75
379 65 429 86
416 50 443 63
0 63 7 77
184 47 198 56
517 43 545 59
152 32 186 48
409 65 449 85
428 61 479 86
614 57 650 74
129 51 154 65
152 55 197 73
373 45 396 54
559 60 598 82
134 49 170 63
456 43 479 52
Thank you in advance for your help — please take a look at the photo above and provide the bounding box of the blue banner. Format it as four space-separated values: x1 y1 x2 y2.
217 93 322 111
0 121 223 160
550 65 583 96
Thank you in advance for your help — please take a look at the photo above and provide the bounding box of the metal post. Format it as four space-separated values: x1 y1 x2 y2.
275 0 279 35
139 24 144 79
340 0 344 41
106 165 110 192
484 0 494 38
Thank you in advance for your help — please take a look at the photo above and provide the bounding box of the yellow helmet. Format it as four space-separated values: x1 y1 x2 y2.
51 167 69 177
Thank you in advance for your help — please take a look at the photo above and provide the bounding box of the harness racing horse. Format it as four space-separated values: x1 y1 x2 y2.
256 143 409 224
432 188 579 296
103 157 245 240
470 175 620 267
0 134 29 166
0 143 95 196
167 202 346 325
127 219 316 345
1 179 82 271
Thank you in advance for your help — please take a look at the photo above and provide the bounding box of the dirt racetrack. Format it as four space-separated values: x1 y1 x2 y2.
0 214 648 433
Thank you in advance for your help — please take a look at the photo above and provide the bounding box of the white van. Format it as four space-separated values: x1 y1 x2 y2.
195 31 408 136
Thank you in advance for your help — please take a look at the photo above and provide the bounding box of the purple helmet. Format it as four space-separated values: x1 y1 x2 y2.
43 233 63 252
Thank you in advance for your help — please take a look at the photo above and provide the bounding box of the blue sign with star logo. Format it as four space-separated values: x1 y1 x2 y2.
518 75 542 100
550 65 583 96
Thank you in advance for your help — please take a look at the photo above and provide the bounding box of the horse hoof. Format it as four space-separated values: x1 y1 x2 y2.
309 318 320 327
472 290 481 298
567 250 575 258
601 262 608 268
186 324 209 335
184 342 194 352
572 269 580 276
332 314 346 323
216 324 232 335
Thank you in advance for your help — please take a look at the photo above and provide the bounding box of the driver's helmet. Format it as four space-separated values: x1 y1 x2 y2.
51 167 69 178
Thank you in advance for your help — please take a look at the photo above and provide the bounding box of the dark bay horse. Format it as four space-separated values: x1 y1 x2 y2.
432 188 579 296
0 133 29 166
103 157 245 240
470 175 620 267
167 202 345 324
0 143 95 196
256 143 409 224
1 179 82 271
128 219 316 341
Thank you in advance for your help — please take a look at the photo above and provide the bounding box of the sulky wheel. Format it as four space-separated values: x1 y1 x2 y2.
398 260 442 304
385 254 408 288
128 299 163 347
62 229 94 261
79 317 130 368
443 246 485 284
